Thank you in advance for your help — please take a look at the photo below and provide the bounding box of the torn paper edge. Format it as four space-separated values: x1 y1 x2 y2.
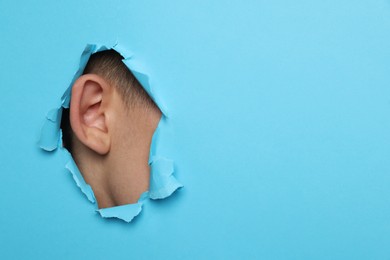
38 43 183 222
149 156 184 200
97 192 149 223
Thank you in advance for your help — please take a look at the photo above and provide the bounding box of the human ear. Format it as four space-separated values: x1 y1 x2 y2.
69 74 112 155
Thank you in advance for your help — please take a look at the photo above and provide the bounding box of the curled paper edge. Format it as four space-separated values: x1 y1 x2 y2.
149 156 183 200
63 148 96 204
97 192 149 223
38 42 182 222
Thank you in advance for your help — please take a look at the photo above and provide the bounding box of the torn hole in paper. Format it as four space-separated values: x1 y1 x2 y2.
38 43 182 222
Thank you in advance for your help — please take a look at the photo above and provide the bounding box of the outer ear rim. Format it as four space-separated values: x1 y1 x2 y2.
69 74 111 155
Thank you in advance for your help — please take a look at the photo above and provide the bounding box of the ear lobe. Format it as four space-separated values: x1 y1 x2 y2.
69 74 111 155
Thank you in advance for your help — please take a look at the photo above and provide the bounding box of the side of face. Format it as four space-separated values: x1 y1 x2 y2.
68 73 162 207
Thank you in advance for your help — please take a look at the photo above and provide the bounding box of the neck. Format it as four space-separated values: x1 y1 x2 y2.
103 131 153 207
72 106 161 209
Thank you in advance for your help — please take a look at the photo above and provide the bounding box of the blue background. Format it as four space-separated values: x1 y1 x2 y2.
1 0 390 259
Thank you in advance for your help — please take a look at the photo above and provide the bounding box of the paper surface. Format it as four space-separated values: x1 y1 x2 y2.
64 148 96 204
38 108 62 151
149 156 183 199
97 192 149 222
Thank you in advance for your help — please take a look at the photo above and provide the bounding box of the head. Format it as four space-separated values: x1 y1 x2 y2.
61 50 162 208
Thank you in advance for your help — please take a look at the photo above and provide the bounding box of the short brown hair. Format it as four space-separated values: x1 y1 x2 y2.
61 49 158 152
83 49 157 109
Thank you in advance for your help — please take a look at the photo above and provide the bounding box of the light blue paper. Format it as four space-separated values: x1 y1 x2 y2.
112 42 134 61
97 192 149 222
64 149 96 204
149 156 183 199
38 108 62 151
3 0 390 258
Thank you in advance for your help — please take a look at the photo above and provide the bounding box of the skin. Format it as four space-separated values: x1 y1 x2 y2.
69 74 161 208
